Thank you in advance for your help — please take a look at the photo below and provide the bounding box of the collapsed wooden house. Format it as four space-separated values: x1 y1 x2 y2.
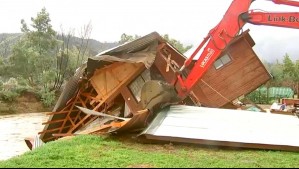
39 30 271 142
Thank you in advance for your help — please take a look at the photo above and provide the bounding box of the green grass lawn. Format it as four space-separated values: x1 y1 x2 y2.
0 135 298 168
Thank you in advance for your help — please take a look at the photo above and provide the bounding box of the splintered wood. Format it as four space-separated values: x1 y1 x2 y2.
40 62 146 141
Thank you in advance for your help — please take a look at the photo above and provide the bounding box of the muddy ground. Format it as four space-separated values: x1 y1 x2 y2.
0 93 51 115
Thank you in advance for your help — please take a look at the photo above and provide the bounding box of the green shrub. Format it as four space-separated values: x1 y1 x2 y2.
0 90 19 102
0 79 3 91
37 88 56 107
0 78 32 102
16 77 30 86
0 78 19 102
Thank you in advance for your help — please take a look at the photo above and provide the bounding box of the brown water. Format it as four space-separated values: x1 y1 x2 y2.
0 113 48 161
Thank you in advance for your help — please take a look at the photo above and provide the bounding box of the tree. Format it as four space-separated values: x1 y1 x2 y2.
51 26 74 91
162 34 193 54
9 8 58 89
282 54 297 92
0 36 11 58
269 61 284 86
119 33 140 44
118 33 192 54
21 8 57 55
75 22 93 69
283 54 295 77
0 57 5 76
9 40 38 85
293 60 299 96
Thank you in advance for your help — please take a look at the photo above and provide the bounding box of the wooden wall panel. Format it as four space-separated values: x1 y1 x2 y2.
153 31 270 108
91 62 142 99
193 36 271 107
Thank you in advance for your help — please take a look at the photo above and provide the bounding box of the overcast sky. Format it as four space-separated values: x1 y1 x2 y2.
1 0 299 62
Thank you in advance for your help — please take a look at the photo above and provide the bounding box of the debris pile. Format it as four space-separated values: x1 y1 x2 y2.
34 31 299 152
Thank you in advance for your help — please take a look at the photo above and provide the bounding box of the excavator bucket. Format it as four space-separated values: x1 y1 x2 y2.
139 80 181 113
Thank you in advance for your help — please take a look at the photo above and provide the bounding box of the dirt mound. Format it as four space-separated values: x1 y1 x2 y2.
0 92 51 115
17 91 39 103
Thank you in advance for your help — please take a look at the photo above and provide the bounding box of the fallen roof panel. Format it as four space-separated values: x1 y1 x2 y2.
140 105 299 151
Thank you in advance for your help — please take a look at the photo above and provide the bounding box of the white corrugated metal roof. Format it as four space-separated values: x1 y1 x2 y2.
141 105 299 151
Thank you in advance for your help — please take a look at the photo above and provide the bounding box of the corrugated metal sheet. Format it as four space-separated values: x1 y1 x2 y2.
83 32 162 78
53 63 86 112
95 32 163 56
140 105 299 151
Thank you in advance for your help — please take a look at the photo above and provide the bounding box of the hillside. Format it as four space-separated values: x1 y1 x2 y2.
0 33 22 58
0 33 119 58
60 35 118 56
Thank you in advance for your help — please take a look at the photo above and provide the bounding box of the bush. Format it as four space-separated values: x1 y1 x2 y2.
37 88 56 107
0 78 32 102
0 90 19 102
16 77 30 87
0 79 3 91
0 78 19 102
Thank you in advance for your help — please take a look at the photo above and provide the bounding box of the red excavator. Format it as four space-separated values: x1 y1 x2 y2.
139 0 299 112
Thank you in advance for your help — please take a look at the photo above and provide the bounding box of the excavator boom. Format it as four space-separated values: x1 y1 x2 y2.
242 11 299 28
176 0 252 97
272 0 299 7
176 0 299 98
140 0 299 111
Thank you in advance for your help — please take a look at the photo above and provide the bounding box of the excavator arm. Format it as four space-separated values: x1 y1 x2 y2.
140 0 299 112
175 0 299 98
241 10 299 29
272 0 299 6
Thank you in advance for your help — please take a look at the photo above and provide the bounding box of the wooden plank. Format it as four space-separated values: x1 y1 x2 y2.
282 98 299 105
66 63 145 134
67 115 76 127
209 73 270 107
93 63 145 111
41 96 80 141
56 88 84 134
67 114 91 134
202 52 257 82
121 87 139 114
200 78 269 107
46 110 78 115
91 62 138 99
154 51 177 83
71 94 89 126
76 124 112 135
110 121 128 128
78 96 87 108
46 98 80 115
38 125 73 135
202 65 266 96
79 116 99 131
80 93 98 100
42 117 77 125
